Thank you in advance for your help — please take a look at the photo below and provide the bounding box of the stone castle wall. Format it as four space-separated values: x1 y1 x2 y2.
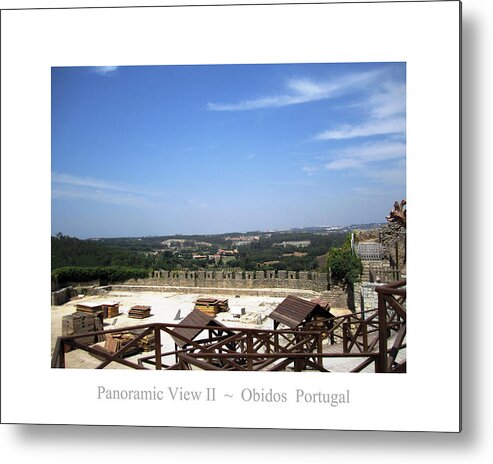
126 269 328 293
51 286 73 306
379 224 406 269
358 282 387 315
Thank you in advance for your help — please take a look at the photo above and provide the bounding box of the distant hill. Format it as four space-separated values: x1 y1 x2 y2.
53 223 383 273
51 234 151 270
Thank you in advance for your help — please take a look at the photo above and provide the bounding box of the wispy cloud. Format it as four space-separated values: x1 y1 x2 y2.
302 166 319 176
207 71 380 111
183 145 216 152
52 187 150 208
315 118 405 141
53 172 145 195
367 82 406 119
92 66 119 76
302 141 405 176
324 158 365 170
314 81 405 140
324 142 405 170
52 172 163 208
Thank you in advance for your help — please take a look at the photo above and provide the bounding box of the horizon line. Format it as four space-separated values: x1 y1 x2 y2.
54 221 388 241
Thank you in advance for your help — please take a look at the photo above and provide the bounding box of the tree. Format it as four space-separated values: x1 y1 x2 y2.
328 248 362 286
327 233 362 286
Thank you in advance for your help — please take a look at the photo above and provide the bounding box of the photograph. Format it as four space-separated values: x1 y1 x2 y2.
50 62 407 373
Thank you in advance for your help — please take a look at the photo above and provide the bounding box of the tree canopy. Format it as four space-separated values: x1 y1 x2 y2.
327 234 362 286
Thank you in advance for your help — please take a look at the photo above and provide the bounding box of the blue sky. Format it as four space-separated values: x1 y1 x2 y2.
51 62 406 238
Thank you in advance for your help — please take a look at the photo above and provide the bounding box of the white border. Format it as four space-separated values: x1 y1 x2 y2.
1 1 460 431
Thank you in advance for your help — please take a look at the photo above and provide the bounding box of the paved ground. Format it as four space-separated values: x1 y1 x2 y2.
51 290 285 368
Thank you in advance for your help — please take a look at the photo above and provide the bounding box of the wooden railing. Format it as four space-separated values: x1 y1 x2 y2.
376 280 407 372
52 280 406 373
369 266 401 283
52 323 329 372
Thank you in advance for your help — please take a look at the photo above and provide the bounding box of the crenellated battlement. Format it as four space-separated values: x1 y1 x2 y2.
128 268 328 292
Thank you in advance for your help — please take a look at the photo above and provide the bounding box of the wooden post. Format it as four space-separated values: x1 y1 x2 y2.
343 322 349 353
155 326 162 370
317 333 323 368
51 337 66 368
293 333 304 372
246 333 253 370
377 291 388 373
362 321 368 352
60 345 66 368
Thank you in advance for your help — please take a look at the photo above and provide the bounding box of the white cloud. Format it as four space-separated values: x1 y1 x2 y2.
53 172 141 194
327 141 406 164
316 118 405 140
314 81 406 140
324 158 365 170
92 66 118 75
301 141 405 174
52 172 164 208
302 166 319 176
207 70 380 111
52 187 150 208
367 82 406 119
208 93 309 111
183 145 216 152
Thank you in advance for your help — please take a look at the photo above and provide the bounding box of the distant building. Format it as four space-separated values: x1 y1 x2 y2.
282 252 308 257
226 235 260 247
218 249 237 256
274 240 311 248
233 240 252 247
209 251 235 263
162 239 187 248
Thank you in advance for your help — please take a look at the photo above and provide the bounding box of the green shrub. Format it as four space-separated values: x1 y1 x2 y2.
327 233 362 285
52 266 149 285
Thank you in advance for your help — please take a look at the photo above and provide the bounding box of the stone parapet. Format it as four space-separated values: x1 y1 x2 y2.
128 269 328 293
